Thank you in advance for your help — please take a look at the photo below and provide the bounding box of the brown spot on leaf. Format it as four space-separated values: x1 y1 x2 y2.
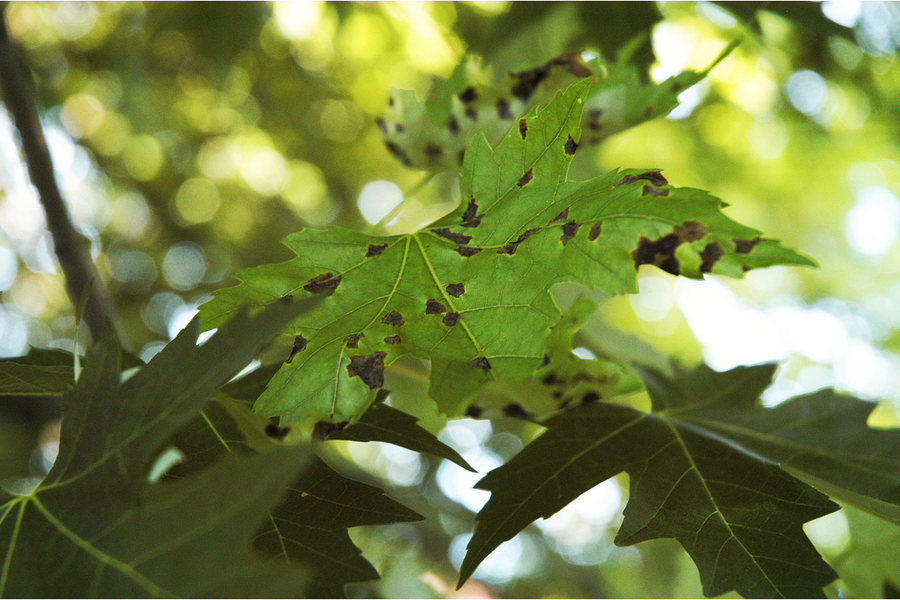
459 86 478 103
589 222 602 241
304 273 342 295
456 246 482 257
280 294 293 303
375 117 388 135
642 184 669 197
265 422 291 440
633 234 681 275
564 135 578 155
446 283 465 297
462 198 478 222
582 391 600 404
433 228 473 245
497 227 541 255
540 354 550 368
384 141 413 167
347 351 388 390
616 171 668 187
442 312 460 326
424 143 443 161
519 118 528 139
312 420 348 442
644 106 654 118
464 106 478 122
470 356 491 371
675 221 705 242
345 333 364 349
735 237 762 254
589 108 604 120
461 215 482 228
549 208 569 224
496 98 513 120
517 168 534 187
560 221 580 246
384 335 401 344
497 243 518 255
285 334 309 364
426 299 446 314
511 66 551 101
466 404 483 418
502 403 529 418
381 310 404 326
366 244 388 258
447 115 460 135
700 242 724 273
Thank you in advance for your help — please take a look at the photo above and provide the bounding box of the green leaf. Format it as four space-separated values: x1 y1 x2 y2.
327 401 476 472
640 363 900 524
199 78 813 428
459 400 838 598
0 349 74 396
0 298 318 597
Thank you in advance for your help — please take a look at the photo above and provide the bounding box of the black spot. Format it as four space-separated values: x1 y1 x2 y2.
517 168 533 187
549 208 569 224
345 333 364 349
560 221 580 246
496 98 513 120
384 335 401 344
502 403 529 418
426 299 446 314
462 198 479 222
304 273 342 295
381 310 404 326
384 140 413 167
519 118 528 139
285 334 308 364
347 351 388 390
433 228 473 245
616 171 668 187
470 356 491 372
280 294 293 303
633 234 681 275
700 242 724 273
312 420 348 442
672 81 683 93
456 246 482 257
466 404 483 418
447 115 460 135
734 237 762 254
446 283 465 298
459 86 478 103
442 312 460 327
588 108 604 120
642 184 669 197
551 391 563 399
510 64 551 102
564 135 578 155
464 106 478 122
589 222 602 241
395 123 404 133
265 422 291 441
388 95 394 107
424 143 443 161
366 244 388 257
676 221 705 242
582 391 600 405
375 117 388 135
542 372 559 385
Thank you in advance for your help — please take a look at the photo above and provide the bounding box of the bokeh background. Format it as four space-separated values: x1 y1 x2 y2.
2 1 900 597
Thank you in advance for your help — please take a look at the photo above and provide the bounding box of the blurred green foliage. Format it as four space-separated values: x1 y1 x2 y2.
3 1 900 597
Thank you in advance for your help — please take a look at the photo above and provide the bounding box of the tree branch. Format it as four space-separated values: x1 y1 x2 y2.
0 9 119 345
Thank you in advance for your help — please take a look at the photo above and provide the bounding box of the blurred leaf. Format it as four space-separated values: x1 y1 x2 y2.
200 79 812 428
327 401 476 472
0 298 318 597
0 350 74 396
459 362 846 598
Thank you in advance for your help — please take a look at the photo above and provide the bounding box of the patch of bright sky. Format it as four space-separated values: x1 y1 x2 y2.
358 180 404 224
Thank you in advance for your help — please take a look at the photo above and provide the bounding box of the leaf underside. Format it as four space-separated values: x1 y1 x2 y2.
199 79 813 428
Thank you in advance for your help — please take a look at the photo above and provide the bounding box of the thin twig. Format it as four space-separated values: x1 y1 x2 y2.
0 9 119 345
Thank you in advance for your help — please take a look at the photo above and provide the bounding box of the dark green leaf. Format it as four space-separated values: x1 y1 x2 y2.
0 349 74 396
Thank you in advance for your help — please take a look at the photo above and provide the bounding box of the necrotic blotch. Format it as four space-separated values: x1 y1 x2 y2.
442 312 460 326
502 403 528 418
588 222 602 241
642 184 669 197
734 237 762 254
381 310 404 326
447 115 460 135
285 334 308 364
304 273 342 295
517 168 534 187
616 171 668 187
560 221 580 245
345 333 364 349
459 86 478 103
549 208 569 224
446 283 465 297
347 351 388 390
426 299 446 314
466 405 483 418
632 234 681 275
384 141 413 167
384 335 401 344
470 356 491 371
564 135 578 155
496 98 513 120
519 118 528 139
366 244 388 258
456 246 482 257
700 242 724 273
265 422 291 441
433 228 473 245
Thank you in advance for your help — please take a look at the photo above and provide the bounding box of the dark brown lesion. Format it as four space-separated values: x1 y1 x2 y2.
384 140 413 167
344 333 364 348
470 356 491 372
285 334 309 364
564 135 578 155
496 98 513 120
384 335 401 344
366 244 388 258
425 299 446 314
446 282 465 297
616 171 668 187
303 273 342 295
456 246 482 257
447 115 460 135
734 237 762 254
517 168 533 187
549 208 569 224
675 221 705 242
459 86 478 104
700 242 724 273
497 228 541 256
381 310 404 326
588 222 602 241
442 312 459 327
560 221 580 246
432 228 473 245
347 351 388 389
519 118 528 139
642 184 669 197
632 234 682 275
265 422 291 441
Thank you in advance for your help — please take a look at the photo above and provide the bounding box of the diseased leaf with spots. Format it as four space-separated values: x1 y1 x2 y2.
0 299 319 598
638 363 900 524
459 363 840 598
200 78 812 427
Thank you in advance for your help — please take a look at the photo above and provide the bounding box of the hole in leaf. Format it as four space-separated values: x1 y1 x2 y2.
347 351 388 390
446 283 465 297
381 310 404 326
560 221 580 246
366 244 388 258
285 334 309 364
304 273 343 295
426 299 446 314
517 168 534 187
442 312 460 326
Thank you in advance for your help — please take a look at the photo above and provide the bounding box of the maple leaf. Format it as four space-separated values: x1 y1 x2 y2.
458 363 844 598
0 298 318 597
199 78 813 428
